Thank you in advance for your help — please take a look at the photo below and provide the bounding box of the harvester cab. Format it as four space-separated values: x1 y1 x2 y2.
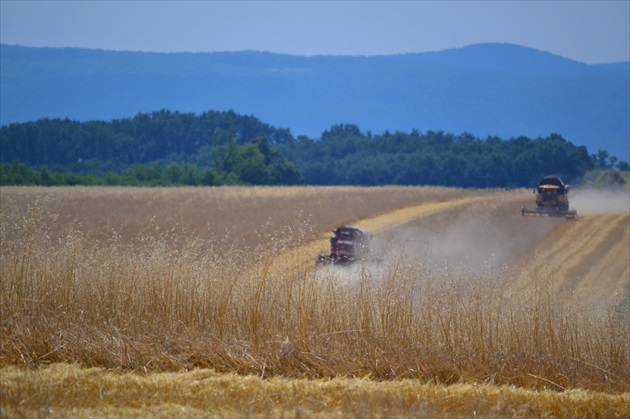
317 226 372 265
521 176 577 219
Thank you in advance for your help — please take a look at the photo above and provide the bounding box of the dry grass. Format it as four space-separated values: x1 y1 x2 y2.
1 186 628 417
0 186 476 252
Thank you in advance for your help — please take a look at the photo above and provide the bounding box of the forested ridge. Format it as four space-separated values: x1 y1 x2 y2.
3 43 629 161
0 110 626 187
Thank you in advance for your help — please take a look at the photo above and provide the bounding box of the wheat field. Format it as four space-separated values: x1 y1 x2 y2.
1 186 628 417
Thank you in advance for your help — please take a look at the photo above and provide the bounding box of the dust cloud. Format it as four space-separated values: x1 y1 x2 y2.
570 188 630 216
312 189 628 298
318 200 561 283
372 211 556 279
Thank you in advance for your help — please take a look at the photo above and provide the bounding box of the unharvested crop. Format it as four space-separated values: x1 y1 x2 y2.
1 186 628 417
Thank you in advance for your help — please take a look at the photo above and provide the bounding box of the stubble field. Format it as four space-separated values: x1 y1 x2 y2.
1 186 628 417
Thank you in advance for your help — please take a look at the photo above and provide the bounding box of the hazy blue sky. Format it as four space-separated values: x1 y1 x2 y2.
1 1 629 64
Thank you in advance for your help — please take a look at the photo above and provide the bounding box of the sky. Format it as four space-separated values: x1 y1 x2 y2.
1 1 629 64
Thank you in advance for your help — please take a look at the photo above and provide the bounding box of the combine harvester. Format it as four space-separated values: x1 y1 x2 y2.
316 226 372 265
521 176 578 219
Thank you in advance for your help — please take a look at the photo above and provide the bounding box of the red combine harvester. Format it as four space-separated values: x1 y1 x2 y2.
316 226 372 265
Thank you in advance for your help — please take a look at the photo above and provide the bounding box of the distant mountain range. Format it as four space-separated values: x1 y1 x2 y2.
1 43 628 160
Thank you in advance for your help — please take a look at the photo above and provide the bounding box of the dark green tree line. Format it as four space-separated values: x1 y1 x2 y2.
1 112 626 187
0 136 303 186
281 126 613 187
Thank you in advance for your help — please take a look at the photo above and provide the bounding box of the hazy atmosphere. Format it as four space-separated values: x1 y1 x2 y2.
2 0 629 64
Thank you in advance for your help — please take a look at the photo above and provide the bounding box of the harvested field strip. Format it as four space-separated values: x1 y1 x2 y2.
514 213 630 305
2 363 628 419
562 214 629 301
355 196 488 234
268 196 487 274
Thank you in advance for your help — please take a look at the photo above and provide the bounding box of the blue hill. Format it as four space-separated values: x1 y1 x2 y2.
1 43 628 160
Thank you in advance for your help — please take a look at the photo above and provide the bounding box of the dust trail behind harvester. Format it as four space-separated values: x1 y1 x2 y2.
368 194 561 280
570 187 630 216
313 193 561 285
309 188 629 307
